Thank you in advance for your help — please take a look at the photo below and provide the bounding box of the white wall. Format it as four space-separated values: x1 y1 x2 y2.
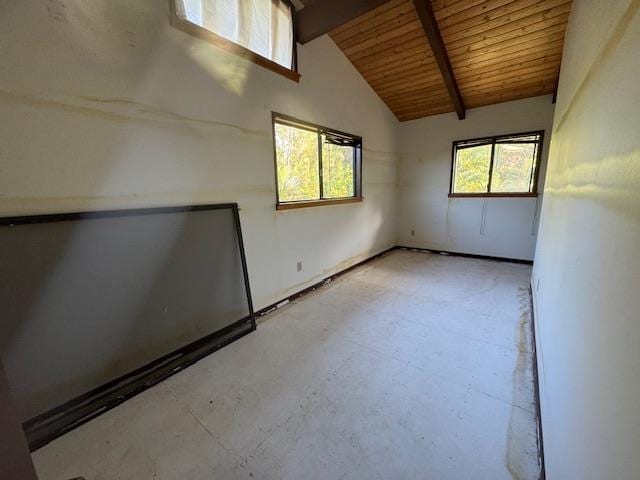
0 0 399 310
532 0 640 478
397 96 555 261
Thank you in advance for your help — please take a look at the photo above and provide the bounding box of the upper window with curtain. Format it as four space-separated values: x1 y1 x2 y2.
170 0 299 82
449 131 544 197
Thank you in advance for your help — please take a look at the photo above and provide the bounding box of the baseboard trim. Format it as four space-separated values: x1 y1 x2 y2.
528 284 547 480
396 245 533 265
256 245 534 320
255 246 397 318
25 317 255 452
255 245 533 323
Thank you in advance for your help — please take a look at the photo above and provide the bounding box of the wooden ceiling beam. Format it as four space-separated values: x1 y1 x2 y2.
326 0 571 122
552 73 560 103
411 0 466 120
295 0 392 44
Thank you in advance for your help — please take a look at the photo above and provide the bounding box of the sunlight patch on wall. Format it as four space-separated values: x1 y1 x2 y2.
184 41 251 96
544 149 640 220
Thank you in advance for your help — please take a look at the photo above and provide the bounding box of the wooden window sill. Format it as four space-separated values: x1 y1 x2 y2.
448 193 538 198
169 7 300 83
276 197 363 211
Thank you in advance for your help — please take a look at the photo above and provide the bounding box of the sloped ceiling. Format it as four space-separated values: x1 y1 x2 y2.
326 0 572 121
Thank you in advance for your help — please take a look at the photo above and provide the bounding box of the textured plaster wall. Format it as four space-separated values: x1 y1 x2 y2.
0 0 399 310
532 1 640 478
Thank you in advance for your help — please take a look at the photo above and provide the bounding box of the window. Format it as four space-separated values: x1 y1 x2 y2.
273 113 363 210
170 0 299 82
450 131 543 197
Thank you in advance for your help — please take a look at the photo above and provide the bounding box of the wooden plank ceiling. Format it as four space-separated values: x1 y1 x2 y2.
329 0 572 121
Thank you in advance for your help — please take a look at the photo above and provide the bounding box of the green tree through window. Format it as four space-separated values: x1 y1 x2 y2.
322 140 355 199
491 143 537 193
273 115 361 205
275 124 319 202
451 132 542 196
453 145 492 193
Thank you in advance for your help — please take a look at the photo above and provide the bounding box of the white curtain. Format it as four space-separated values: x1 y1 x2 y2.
176 0 294 69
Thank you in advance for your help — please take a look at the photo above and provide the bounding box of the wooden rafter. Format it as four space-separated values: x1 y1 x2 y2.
329 0 571 121
296 0 391 44
411 0 466 119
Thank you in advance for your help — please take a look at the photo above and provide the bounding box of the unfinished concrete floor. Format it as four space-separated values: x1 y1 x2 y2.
32 249 540 479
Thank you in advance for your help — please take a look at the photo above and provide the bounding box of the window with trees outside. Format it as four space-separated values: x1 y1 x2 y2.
170 0 299 82
273 113 363 210
450 131 543 197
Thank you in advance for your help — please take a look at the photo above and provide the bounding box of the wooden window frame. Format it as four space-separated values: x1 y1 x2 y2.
272 112 363 211
168 0 300 83
448 130 544 198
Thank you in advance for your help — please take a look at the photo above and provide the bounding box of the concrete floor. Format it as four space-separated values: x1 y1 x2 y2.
32 249 541 479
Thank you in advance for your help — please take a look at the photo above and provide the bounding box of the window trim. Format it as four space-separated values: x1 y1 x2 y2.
448 130 544 198
272 112 363 210
168 0 300 83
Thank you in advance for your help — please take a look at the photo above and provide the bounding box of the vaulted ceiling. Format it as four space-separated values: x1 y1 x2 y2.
298 0 572 122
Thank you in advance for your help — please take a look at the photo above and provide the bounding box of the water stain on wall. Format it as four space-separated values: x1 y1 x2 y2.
505 287 540 480
0 89 269 140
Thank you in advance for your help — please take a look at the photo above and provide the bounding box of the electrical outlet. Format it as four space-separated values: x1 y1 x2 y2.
297 261 302 272
411 229 415 236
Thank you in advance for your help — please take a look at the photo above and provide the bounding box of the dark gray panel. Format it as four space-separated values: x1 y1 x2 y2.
0 206 251 421
0 360 37 480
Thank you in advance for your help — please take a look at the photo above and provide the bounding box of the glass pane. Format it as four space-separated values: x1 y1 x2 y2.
490 143 537 193
453 144 492 193
275 123 320 202
322 140 355 199
496 133 541 143
175 0 293 69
